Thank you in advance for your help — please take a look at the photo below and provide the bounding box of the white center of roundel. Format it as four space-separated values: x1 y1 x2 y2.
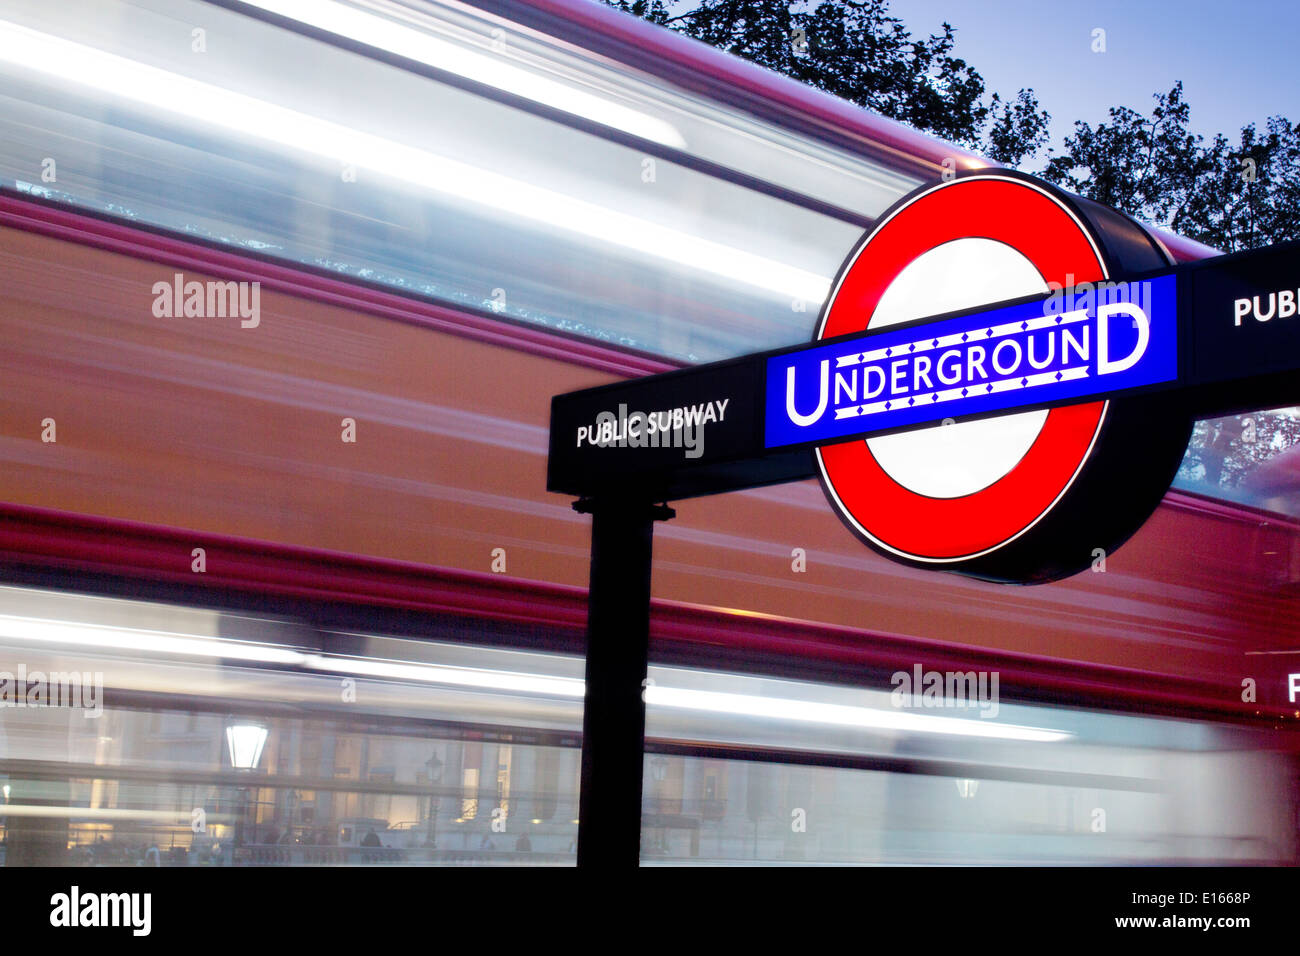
864 238 1050 499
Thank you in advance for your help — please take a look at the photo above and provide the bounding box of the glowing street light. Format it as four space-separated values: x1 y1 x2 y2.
225 723 269 771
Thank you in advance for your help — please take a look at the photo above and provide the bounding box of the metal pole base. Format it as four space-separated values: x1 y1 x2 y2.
573 497 674 868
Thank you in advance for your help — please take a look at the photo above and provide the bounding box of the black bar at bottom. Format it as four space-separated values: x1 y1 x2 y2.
1 865 1281 937
574 497 674 868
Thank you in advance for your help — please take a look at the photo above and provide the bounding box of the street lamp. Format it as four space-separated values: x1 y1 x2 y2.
225 721 269 863
225 723 268 771
424 752 444 848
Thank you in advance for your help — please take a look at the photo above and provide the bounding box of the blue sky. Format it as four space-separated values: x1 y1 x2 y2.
887 0 1300 166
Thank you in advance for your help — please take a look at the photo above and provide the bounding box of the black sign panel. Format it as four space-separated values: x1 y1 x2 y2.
1188 240 1300 381
1183 239 1300 417
549 240 1300 502
547 358 814 500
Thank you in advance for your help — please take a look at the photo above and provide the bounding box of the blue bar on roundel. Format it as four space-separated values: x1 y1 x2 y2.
764 273 1178 450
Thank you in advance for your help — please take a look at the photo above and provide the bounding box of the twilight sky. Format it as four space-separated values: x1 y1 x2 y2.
887 0 1300 167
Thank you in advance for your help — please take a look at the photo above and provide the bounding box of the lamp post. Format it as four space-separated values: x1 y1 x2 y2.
424 752 444 848
225 721 269 863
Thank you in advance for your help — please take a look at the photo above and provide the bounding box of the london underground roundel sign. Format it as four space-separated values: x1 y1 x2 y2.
552 171 1300 585
813 170 1193 583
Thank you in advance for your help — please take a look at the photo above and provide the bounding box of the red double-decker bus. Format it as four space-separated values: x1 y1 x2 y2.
0 0 1294 866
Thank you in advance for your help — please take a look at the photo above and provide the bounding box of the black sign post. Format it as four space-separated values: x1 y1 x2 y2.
572 497 674 868
552 171 1300 867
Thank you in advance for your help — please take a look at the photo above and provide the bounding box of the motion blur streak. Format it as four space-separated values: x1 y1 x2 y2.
240 0 689 147
644 686 1069 742
0 19 828 302
0 585 1292 865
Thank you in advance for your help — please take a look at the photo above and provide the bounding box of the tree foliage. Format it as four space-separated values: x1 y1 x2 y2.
604 0 1049 166
608 0 1300 254
1042 83 1300 253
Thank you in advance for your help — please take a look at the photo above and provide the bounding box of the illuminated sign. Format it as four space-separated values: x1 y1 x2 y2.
802 173 1184 578
765 274 1177 450
548 170 1300 583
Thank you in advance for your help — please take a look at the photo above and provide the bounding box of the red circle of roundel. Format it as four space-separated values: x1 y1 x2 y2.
815 176 1109 561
